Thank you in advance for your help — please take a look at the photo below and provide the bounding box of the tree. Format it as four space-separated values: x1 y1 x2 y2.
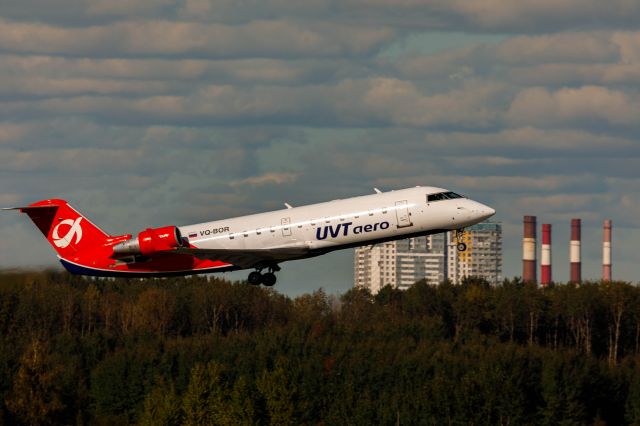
217 375 257 426
601 281 632 365
138 378 182 426
5 339 65 426
134 288 176 337
182 361 225 425
256 357 299 426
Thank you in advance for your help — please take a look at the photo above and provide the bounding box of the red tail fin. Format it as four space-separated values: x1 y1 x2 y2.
17 199 111 260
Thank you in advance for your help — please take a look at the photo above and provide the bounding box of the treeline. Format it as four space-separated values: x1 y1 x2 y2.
1 272 640 425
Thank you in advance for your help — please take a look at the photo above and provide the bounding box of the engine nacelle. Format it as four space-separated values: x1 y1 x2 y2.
112 226 184 256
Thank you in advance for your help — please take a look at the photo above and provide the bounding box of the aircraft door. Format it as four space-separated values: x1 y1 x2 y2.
395 200 413 228
281 217 292 236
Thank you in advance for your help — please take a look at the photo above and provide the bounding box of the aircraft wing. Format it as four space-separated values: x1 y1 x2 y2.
171 246 311 269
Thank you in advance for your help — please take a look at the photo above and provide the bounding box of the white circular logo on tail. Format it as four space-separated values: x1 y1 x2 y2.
53 217 83 248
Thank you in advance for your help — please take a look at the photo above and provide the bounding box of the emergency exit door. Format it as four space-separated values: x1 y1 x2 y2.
395 200 413 228
281 217 292 236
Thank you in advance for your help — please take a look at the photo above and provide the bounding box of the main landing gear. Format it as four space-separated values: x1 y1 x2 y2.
248 265 280 287
455 229 467 252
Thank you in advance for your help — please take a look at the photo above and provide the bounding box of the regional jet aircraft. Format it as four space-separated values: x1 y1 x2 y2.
4 186 494 286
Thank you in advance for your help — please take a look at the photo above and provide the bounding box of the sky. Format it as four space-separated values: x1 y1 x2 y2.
1 0 640 296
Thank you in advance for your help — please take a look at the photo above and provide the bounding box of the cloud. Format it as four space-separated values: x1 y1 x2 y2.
494 33 619 65
0 123 27 143
231 172 299 187
0 19 394 58
2 0 640 288
0 77 510 128
179 0 640 33
507 85 640 127
5 0 640 34
393 31 640 87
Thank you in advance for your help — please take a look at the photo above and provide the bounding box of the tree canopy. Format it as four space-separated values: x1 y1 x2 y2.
0 271 640 425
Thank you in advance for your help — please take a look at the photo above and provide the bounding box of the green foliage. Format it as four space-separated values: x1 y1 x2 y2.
256 357 299 425
4 339 65 426
1 271 640 424
139 378 182 426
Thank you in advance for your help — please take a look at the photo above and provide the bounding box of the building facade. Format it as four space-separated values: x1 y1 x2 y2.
354 222 502 294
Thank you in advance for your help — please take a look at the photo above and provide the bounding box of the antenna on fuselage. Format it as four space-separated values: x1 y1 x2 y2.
374 188 382 194
284 203 293 209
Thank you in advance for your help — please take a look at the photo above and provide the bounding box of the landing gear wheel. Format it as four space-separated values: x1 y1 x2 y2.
262 272 277 287
454 229 467 252
248 271 262 286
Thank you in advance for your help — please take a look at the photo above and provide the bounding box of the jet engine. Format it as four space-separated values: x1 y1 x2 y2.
111 226 184 256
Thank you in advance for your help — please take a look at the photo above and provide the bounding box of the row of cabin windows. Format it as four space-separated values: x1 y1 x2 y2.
230 208 391 239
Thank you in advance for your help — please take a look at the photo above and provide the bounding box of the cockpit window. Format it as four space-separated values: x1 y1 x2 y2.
427 191 464 202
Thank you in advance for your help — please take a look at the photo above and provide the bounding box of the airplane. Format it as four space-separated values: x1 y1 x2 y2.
4 186 495 286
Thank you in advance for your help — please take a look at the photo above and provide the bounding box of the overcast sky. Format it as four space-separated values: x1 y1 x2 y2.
1 0 639 295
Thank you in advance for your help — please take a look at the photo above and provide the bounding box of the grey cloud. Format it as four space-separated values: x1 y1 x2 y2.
494 33 619 65
179 0 640 33
2 1 640 288
0 54 370 88
5 0 640 34
393 32 640 90
0 19 394 58
0 78 511 128
507 86 640 128
2 0 178 25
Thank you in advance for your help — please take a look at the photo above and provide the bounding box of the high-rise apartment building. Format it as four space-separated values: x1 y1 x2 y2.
446 222 502 286
354 222 502 294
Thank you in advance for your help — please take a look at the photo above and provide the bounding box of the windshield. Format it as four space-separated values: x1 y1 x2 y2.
427 191 464 202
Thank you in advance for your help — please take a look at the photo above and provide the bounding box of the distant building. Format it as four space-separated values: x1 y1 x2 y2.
354 222 502 294
446 222 503 286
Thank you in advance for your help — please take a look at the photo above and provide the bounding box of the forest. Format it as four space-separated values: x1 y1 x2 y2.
1 271 640 425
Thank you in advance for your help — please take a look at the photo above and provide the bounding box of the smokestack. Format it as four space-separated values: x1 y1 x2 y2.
603 219 612 281
570 218 581 283
541 224 552 286
523 216 537 283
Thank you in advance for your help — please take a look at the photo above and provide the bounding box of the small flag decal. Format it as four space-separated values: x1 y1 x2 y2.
188 233 197 238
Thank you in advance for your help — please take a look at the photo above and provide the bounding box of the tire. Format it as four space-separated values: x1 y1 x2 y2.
262 272 277 287
248 271 262 285
457 242 467 252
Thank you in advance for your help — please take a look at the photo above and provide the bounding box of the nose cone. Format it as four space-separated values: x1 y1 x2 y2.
480 205 496 220
469 201 496 222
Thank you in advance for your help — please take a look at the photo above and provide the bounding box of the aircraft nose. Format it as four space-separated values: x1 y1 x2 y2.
467 201 495 221
478 205 496 220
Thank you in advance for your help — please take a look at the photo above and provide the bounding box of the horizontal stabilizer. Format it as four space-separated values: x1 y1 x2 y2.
2 205 59 211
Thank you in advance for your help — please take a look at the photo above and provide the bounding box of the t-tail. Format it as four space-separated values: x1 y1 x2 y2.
3 199 118 270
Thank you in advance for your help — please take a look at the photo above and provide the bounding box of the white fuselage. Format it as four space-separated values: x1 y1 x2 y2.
180 186 495 257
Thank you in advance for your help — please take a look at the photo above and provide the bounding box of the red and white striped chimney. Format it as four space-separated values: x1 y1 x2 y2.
570 218 581 283
541 224 552 286
603 219 612 281
523 216 537 283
